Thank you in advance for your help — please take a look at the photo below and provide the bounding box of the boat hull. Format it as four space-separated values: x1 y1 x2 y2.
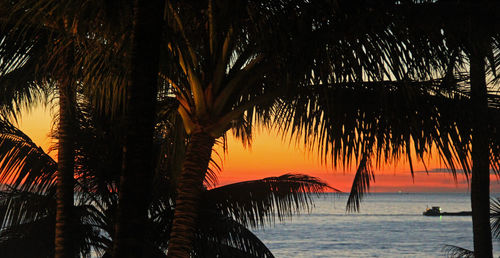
423 211 472 216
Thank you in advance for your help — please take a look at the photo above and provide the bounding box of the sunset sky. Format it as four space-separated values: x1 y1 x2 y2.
16 105 500 193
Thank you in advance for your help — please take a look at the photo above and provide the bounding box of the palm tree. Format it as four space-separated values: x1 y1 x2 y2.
54 60 77 258
0 1 132 256
3 1 497 256
0 1 166 255
276 3 500 256
111 0 165 257
162 1 474 255
467 10 498 258
0 104 335 257
319 3 500 255
0 8 80 256
404 2 500 256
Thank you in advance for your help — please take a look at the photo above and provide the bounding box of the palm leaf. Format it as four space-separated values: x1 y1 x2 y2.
346 153 374 212
205 173 337 228
442 244 474 258
0 189 54 229
0 185 110 257
490 197 500 239
0 31 48 119
275 79 481 210
195 211 274 258
0 215 55 258
0 119 56 193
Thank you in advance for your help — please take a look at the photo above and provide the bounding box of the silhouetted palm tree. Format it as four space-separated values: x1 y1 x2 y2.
161 1 478 255
111 1 165 257
0 2 132 256
404 2 500 256
0 8 80 256
3 1 499 256
462 5 499 257
279 3 500 256
0 107 334 257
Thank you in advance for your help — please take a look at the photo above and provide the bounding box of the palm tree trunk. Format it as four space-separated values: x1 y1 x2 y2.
111 0 164 257
167 132 216 257
54 81 75 258
470 44 492 258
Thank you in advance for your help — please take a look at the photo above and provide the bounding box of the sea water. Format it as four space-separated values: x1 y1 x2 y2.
252 193 500 257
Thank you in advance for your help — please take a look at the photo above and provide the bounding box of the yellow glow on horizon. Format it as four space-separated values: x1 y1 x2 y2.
16 105 54 156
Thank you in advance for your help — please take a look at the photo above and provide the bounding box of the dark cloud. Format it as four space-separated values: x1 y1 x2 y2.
415 168 496 175
414 168 465 174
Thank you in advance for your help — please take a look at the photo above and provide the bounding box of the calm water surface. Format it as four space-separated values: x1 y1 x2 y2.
252 193 500 257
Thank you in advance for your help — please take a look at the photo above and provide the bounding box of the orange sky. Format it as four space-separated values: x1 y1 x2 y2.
16 106 500 193
218 130 500 192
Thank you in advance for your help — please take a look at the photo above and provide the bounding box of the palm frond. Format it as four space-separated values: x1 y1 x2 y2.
275 78 478 209
0 119 56 193
205 174 337 228
154 102 222 190
270 1 500 212
0 189 54 229
278 79 472 169
442 244 474 258
0 215 54 258
490 198 500 239
0 33 48 119
71 96 123 201
146 191 273 257
205 137 228 189
346 153 374 212
195 212 274 258
0 182 110 257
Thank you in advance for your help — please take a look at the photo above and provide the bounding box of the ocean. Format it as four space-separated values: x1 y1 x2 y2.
252 193 500 258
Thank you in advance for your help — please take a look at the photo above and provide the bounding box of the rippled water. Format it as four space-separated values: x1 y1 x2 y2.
252 193 500 257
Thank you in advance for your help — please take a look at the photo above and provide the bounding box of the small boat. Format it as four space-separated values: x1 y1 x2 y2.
423 206 472 216
423 206 441 216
